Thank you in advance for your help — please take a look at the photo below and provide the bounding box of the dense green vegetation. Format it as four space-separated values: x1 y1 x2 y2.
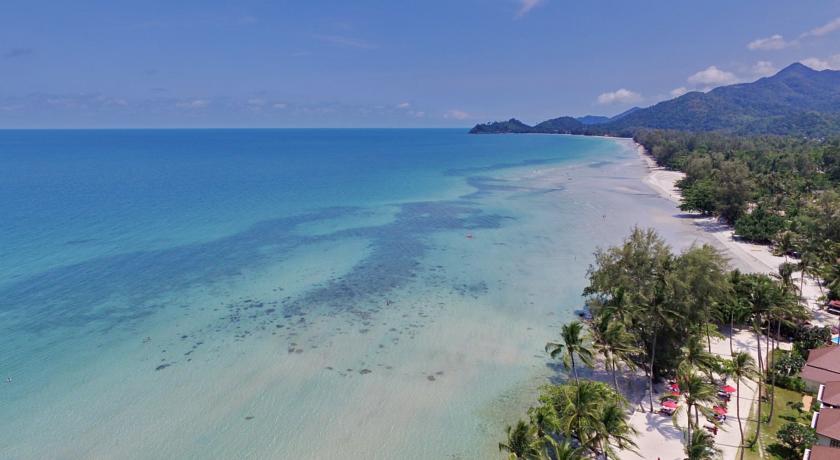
499 228 820 458
635 129 840 301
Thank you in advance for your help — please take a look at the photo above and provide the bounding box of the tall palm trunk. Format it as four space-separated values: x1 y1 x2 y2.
612 360 620 392
737 377 744 460
706 322 712 353
729 311 735 356
768 321 781 419
570 354 578 383
648 330 658 413
751 318 764 446
685 404 693 446
754 320 764 374
754 375 762 445
800 269 806 298
766 321 775 419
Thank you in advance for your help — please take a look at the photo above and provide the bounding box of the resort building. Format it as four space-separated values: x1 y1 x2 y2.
817 382 840 409
801 345 840 392
804 445 840 460
811 407 840 448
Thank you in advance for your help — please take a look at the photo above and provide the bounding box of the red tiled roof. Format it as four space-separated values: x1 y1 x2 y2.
803 346 840 385
803 367 840 386
807 445 840 460
815 408 840 440
821 382 840 407
808 345 840 366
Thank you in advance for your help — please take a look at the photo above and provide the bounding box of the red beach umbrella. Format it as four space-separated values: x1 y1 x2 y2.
662 400 678 409
722 385 736 394
713 406 727 415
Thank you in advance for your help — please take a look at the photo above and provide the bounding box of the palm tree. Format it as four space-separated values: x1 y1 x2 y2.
773 230 796 263
680 334 719 377
672 371 718 445
550 380 606 446
587 401 639 459
728 352 758 460
546 321 595 383
550 441 584 460
772 262 799 297
684 428 722 460
644 271 682 412
498 420 544 460
591 315 640 391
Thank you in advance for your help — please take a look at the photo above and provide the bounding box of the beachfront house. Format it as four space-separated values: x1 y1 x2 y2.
804 445 840 460
818 382 840 409
801 345 840 392
811 407 840 448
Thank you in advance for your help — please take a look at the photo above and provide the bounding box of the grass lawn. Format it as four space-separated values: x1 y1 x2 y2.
742 385 812 460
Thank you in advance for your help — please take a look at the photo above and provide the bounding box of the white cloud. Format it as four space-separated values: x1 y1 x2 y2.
443 109 470 120
751 60 777 77
516 0 544 17
175 99 209 109
247 98 266 106
687 66 739 88
596 88 642 105
800 55 840 71
801 17 840 38
670 87 689 97
747 34 792 51
397 102 411 108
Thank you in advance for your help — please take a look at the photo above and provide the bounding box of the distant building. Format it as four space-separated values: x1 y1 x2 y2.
801 345 840 392
804 445 840 460
818 382 840 409
811 407 840 448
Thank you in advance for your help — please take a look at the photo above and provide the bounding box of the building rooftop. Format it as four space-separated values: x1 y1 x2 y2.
804 445 840 460
819 382 840 407
802 346 840 385
814 408 840 441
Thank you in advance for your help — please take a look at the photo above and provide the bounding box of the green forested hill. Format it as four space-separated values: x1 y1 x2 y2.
470 63 840 137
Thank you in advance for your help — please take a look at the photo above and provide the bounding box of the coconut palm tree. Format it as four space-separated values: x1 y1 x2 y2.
546 321 595 383
643 271 682 412
772 262 799 297
728 352 758 460
548 380 606 446
679 334 719 377
773 230 796 263
591 314 640 391
587 401 639 459
672 371 718 445
498 420 544 460
684 428 722 460
550 441 584 460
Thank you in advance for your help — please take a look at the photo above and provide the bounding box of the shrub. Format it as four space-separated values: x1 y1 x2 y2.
776 422 816 455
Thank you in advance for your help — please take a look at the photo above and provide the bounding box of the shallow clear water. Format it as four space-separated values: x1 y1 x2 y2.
0 129 712 458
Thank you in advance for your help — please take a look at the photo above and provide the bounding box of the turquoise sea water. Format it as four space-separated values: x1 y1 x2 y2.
0 130 707 458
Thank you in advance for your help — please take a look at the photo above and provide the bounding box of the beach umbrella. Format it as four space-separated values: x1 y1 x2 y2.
713 406 727 415
662 400 677 409
721 385 736 394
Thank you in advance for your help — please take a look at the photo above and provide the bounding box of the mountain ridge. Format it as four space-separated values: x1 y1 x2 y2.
470 63 840 137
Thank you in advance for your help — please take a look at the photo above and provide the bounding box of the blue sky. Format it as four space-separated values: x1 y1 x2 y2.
2 0 840 128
